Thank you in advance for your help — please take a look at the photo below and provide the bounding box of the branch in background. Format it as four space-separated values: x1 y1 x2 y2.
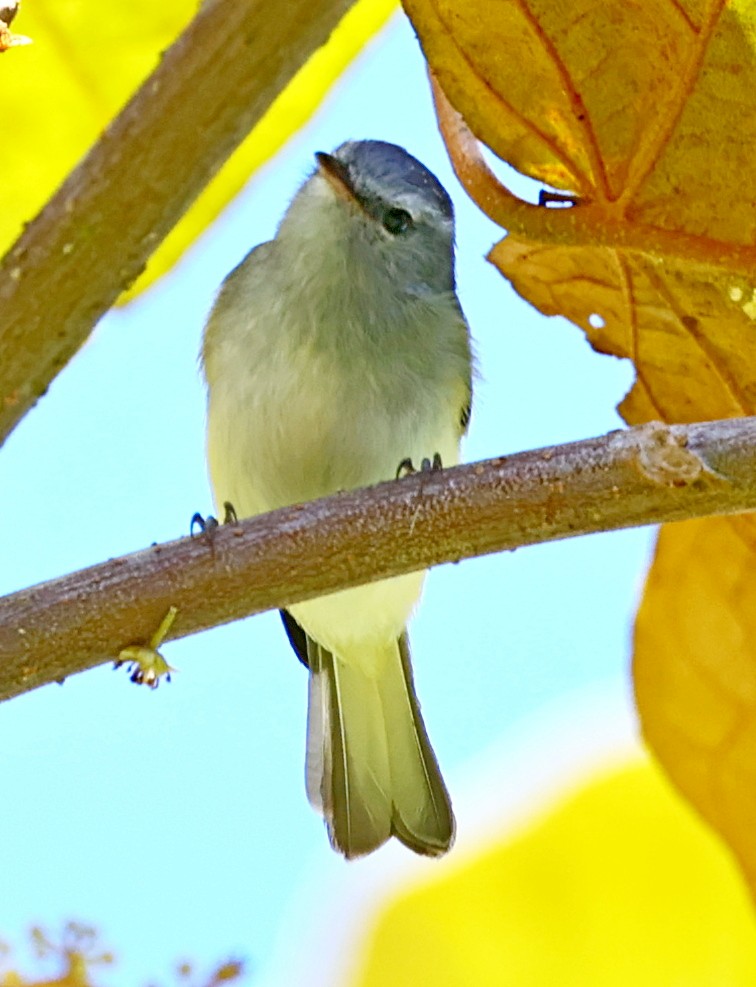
2 418 756 702
0 0 355 447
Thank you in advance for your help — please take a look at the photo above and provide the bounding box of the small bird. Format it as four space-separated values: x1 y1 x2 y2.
201 140 473 858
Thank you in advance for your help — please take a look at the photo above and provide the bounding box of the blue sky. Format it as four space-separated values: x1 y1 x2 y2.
0 12 655 985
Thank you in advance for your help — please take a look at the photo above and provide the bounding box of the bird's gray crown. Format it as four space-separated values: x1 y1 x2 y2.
332 140 454 222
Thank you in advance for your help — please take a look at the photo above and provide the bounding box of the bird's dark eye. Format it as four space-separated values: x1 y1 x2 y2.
382 207 413 235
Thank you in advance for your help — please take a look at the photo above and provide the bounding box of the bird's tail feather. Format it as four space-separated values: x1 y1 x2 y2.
305 633 454 858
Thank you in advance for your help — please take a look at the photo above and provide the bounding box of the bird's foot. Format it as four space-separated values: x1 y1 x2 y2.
396 453 443 479
190 501 238 539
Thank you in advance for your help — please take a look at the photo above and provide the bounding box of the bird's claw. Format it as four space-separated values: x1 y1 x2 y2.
190 501 238 538
190 512 218 538
396 453 443 479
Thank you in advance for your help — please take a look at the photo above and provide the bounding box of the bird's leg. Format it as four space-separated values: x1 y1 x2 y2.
114 606 178 689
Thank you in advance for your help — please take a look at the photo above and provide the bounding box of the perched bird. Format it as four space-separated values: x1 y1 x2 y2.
201 140 473 858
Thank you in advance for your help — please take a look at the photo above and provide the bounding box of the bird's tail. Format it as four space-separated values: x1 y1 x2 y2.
305 632 454 858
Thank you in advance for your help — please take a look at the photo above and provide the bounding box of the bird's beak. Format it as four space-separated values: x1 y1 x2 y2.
315 151 360 205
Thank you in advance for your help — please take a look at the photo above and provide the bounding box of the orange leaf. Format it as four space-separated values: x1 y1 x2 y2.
635 516 756 891
490 238 756 425
402 0 756 894
406 0 756 237
404 0 756 421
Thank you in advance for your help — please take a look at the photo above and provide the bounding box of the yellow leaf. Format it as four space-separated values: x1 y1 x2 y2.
4 1 196 251
403 0 756 894
3 0 397 301
351 761 756 986
635 517 756 890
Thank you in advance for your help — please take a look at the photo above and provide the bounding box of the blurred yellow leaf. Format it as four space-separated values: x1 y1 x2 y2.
351 760 756 986
4 0 396 301
402 0 756 894
635 516 756 890
4 1 196 247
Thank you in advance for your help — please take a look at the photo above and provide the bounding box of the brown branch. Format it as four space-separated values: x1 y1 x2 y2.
2 418 756 702
0 0 355 446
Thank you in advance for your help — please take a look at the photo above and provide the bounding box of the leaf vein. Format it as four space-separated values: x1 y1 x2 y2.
617 252 668 419
643 262 751 415
427 0 593 194
620 0 727 207
512 0 612 199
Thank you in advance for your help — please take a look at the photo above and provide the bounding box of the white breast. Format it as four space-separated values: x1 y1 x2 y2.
205 324 461 652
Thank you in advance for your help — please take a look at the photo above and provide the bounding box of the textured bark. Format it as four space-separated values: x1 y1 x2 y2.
0 0 355 445
2 418 756 701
